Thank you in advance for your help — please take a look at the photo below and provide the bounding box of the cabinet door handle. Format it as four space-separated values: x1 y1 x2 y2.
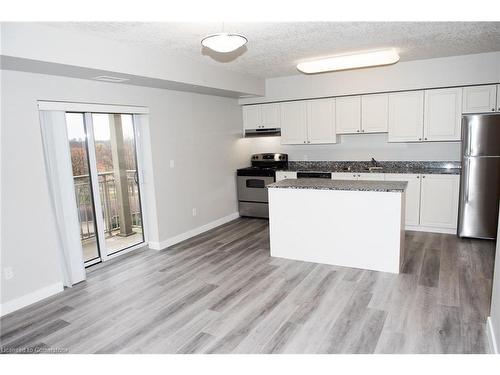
492 108 495 112
362 129 365 133
418 137 422 141
424 137 428 140
422 175 426 178
417 176 420 179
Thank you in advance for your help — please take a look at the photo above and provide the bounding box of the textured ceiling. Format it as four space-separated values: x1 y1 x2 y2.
43 22 500 78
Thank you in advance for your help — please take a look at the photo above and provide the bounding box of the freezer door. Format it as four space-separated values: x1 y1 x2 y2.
462 114 500 157
458 156 500 239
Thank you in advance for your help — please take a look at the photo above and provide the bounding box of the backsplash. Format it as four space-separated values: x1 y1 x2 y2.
287 160 461 173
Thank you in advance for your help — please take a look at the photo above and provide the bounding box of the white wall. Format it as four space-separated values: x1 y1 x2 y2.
242 133 461 162
0 69 247 308
240 52 500 104
489 212 500 353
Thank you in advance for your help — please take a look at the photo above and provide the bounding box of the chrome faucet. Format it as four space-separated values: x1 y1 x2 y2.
371 157 379 167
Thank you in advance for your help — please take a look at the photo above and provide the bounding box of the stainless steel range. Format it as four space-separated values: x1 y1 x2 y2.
237 153 288 218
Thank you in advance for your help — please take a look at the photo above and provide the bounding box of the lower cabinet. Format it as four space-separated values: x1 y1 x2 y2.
331 172 385 180
384 173 421 226
419 174 460 229
277 171 460 232
357 173 385 181
331 172 361 180
275 171 297 181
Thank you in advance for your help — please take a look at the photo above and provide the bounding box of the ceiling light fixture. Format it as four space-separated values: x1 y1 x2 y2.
201 32 247 53
296 49 400 74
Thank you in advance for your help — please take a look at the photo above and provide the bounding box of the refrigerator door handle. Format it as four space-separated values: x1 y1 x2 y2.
464 158 470 203
465 119 472 156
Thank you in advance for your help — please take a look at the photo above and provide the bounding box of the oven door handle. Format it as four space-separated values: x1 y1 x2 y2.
245 179 267 189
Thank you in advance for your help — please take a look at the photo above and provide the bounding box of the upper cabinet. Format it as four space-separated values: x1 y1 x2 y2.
462 85 497 114
423 88 462 142
281 99 336 145
280 101 308 144
306 98 336 144
336 96 361 134
388 91 424 142
242 105 261 130
261 103 281 128
244 82 500 144
361 93 389 133
242 103 281 130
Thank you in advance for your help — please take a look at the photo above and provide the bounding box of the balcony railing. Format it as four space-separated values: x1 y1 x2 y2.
73 170 141 240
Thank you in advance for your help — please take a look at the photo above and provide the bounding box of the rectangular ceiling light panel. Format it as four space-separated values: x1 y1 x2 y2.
297 49 400 74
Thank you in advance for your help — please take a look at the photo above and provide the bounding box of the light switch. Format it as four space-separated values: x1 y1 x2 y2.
170 160 175 168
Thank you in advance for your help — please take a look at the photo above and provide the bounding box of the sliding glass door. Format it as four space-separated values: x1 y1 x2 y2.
66 112 145 266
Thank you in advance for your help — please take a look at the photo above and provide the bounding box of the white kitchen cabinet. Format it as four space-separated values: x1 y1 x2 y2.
462 85 497 114
281 99 336 145
419 174 460 229
275 171 297 181
242 103 280 130
424 88 462 141
331 172 359 180
385 173 421 226
361 93 389 133
242 105 261 130
261 103 281 128
280 101 308 145
335 96 361 134
306 98 336 144
331 172 385 181
357 173 386 181
388 91 424 142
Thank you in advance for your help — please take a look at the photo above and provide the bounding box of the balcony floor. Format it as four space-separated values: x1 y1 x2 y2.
82 230 143 262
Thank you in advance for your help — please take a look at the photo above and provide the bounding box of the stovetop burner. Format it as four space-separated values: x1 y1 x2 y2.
237 153 288 177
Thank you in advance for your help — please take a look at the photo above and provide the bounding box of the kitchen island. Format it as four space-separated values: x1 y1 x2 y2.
267 178 407 274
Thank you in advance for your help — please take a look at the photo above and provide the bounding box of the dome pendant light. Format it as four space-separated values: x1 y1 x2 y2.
201 23 247 53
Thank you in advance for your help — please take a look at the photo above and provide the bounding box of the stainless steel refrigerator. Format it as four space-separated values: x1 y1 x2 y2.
458 114 500 240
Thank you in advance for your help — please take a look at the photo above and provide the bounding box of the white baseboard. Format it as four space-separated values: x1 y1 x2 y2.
0 282 64 317
487 316 499 354
405 225 456 234
148 212 240 251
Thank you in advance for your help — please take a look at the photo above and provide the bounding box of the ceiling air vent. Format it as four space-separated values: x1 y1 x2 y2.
93 75 130 83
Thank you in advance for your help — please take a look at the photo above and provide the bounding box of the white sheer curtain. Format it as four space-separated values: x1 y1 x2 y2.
39 110 86 287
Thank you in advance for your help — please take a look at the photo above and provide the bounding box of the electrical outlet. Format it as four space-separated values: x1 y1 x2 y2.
192 208 197 217
169 160 175 168
4 267 14 280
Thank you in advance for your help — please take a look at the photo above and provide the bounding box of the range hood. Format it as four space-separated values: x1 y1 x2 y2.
244 128 281 137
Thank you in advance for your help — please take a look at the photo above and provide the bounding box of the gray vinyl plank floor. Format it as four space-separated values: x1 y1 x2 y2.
0 218 495 354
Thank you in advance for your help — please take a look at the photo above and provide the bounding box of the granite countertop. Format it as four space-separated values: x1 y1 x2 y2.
268 178 408 192
280 166 461 175
277 160 461 175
